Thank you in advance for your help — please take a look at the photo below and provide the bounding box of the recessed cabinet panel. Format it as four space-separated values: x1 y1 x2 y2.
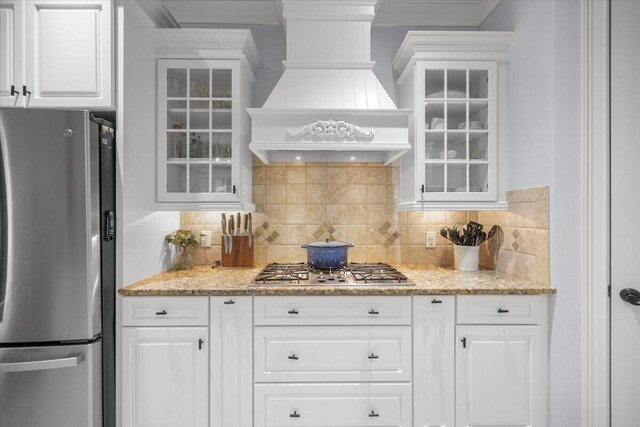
0 1 22 107
24 0 112 107
121 327 209 427
456 325 541 427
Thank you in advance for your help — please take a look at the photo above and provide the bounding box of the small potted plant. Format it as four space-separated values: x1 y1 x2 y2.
165 229 198 270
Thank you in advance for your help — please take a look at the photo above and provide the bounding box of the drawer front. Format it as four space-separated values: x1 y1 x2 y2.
122 297 209 326
254 296 411 325
254 383 412 427
255 326 411 382
456 295 546 325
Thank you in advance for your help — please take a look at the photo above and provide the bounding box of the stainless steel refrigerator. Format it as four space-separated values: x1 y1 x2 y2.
0 109 115 427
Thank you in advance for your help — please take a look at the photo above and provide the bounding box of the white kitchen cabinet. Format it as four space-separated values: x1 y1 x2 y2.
413 296 455 427
456 325 543 427
210 296 252 427
0 0 23 107
0 0 113 108
121 327 209 427
393 32 512 210
154 29 260 210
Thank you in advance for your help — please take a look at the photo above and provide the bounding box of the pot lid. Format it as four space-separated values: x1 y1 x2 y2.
302 238 353 248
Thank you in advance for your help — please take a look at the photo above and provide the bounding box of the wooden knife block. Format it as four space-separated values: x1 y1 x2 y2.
221 235 254 267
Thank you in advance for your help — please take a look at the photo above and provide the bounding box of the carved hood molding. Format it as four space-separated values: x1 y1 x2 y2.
287 120 375 140
247 0 411 165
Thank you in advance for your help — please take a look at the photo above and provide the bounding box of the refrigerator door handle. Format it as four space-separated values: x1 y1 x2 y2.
0 354 84 373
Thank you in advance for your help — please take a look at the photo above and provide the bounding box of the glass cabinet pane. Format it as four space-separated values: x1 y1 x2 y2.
469 164 489 192
212 133 232 160
447 164 467 192
167 132 187 160
447 102 466 130
190 132 209 159
190 165 210 193
469 133 488 160
469 70 488 98
469 101 488 130
447 133 466 160
425 164 445 193
212 101 232 129
167 164 187 193
189 103 209 129
425 102 445 130
212 165 232 193
425 133 445 160
447 70 466 98
167 69 186 97
167 100 186 129
190 69 210 98
212 70 232 98
425 70 444 98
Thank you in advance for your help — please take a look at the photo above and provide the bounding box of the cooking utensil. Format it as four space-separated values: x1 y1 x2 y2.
247 212 252 247
221 213 229 253
487 224 500 240
300 238 354 270
440 227 455 244
236 212 241 235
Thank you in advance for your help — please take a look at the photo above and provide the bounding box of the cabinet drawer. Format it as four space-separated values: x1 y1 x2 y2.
122 297 209 326
254 326 411 382
456 295 546 324
254 383 412 427
254 296 411 325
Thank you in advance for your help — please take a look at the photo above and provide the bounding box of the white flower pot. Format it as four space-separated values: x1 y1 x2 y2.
453 245 480 272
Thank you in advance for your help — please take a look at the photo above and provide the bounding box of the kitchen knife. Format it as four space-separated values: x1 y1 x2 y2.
221 213 228 253
247 212 252 247
237 212 241 235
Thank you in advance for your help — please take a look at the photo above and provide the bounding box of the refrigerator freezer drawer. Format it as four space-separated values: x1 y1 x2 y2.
0 340 102 427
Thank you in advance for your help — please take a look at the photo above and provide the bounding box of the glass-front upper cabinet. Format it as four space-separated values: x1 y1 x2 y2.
422 63 496 198
393 32 512 210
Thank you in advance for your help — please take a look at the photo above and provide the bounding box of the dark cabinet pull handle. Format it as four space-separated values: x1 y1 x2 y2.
461 337 467 348
431 299 442 304
224 299 235 304
288 309 299 315
198 338 204 350
105 211 115 241
620 288 640 306
368 353 379 359
288 354 299 360
290 411 300 418
368 309 379 315
497 308 510 313
369 410 380 417
22 85 30 96
10 85 19 96
155 310 167 315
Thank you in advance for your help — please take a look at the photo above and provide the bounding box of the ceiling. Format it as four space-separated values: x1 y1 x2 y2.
159 0 501 27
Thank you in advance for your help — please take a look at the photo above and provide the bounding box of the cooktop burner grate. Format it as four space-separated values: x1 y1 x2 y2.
252 262 413 286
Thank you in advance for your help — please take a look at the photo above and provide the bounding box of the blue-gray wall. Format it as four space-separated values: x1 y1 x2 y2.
481 1 582 425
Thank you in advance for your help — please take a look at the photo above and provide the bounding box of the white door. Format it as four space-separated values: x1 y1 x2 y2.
210 296 252 427
121 327 209 427
413 296 455 427
0 0 23 107
456 325 542 427
23 0 112 108
611 1 640 425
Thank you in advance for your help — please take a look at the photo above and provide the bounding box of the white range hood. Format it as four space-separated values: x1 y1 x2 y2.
247 0 412 165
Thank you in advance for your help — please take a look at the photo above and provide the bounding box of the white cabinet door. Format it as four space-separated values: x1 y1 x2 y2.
121 327 209 427
24 0 112 108
456 325 542 427
413 296 455 427
210 296 252 427
0 0 23 107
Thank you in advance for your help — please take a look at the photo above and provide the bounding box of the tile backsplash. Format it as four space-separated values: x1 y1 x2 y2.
180 159 550 286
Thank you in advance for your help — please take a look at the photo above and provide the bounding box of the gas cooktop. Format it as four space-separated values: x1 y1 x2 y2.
252 262 414 286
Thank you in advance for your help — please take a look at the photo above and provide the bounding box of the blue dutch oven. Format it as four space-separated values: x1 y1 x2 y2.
301 238 354 270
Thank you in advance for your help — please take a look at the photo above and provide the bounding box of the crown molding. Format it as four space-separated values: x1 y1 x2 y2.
136 0 180 28
392 31 514 78
153 29 261 76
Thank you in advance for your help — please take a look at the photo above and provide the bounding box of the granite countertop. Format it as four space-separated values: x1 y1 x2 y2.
119 265 555 296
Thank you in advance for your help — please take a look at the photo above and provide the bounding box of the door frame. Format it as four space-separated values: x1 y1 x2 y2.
581 0 610 426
